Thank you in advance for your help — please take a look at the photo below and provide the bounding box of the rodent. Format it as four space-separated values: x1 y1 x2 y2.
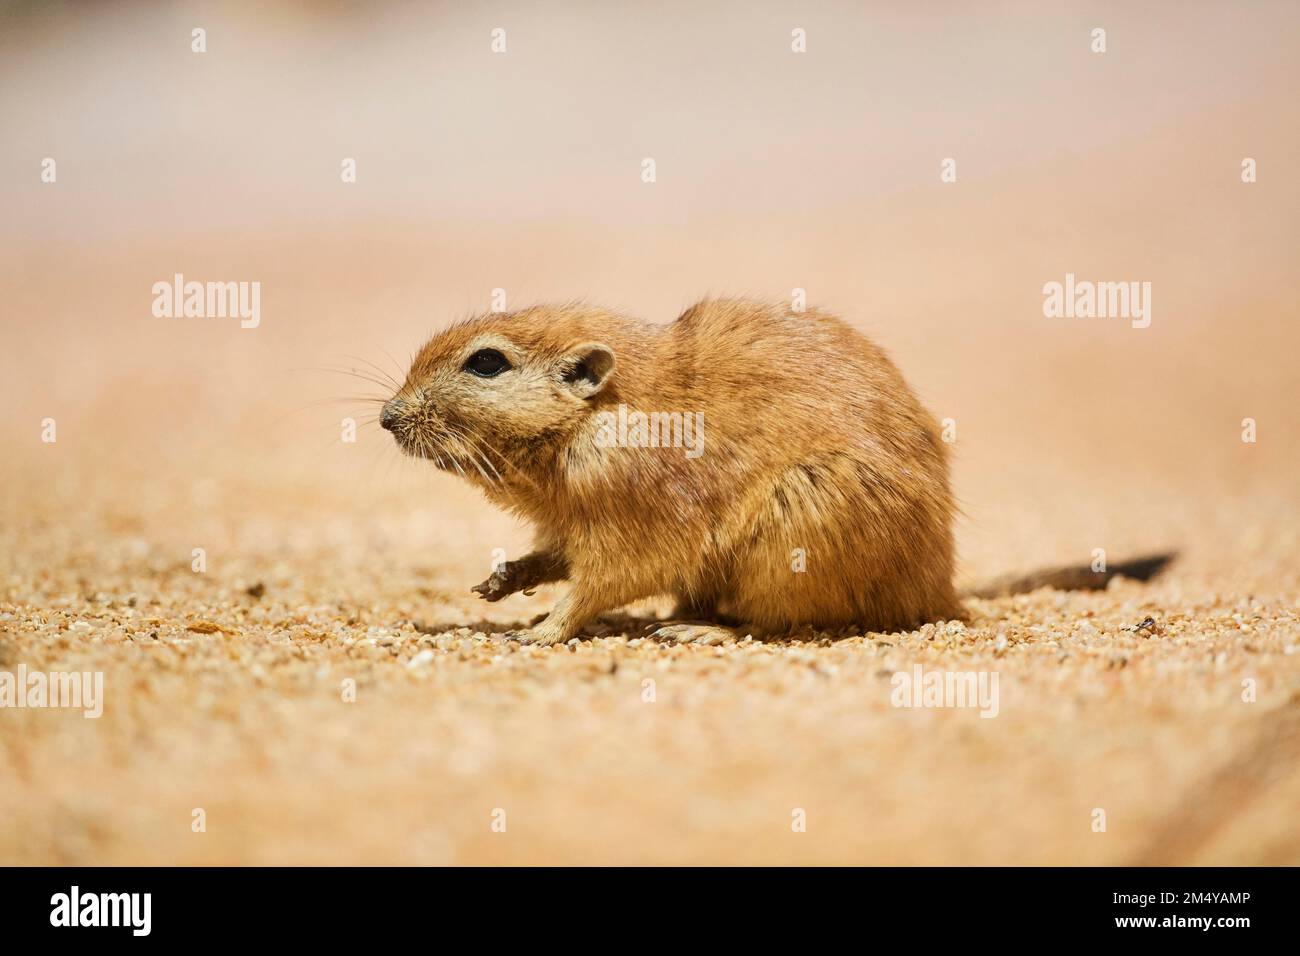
379 298 1171 645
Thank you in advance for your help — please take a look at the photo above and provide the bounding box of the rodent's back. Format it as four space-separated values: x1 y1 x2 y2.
564 299 959 631
662 299 943 470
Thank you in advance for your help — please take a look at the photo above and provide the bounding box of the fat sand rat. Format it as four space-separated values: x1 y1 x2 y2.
378 299 1171 645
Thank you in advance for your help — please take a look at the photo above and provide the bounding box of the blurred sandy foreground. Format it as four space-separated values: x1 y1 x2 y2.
2 2 1298 863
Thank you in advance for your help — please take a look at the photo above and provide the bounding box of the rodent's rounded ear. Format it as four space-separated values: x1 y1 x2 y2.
556 342 616 398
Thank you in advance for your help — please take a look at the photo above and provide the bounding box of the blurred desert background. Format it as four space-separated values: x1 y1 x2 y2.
1 0 1297 864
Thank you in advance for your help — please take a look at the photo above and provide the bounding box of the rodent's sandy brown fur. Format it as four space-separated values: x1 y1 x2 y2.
384 298 961 645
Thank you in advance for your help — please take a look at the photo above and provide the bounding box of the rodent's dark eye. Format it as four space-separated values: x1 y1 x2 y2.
463 348 511 378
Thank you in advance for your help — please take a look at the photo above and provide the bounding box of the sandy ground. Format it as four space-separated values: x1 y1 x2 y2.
2 2 1298 864
2 473 1299 866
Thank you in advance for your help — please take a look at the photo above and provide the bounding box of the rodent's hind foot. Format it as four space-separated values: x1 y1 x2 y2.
648 623 740 646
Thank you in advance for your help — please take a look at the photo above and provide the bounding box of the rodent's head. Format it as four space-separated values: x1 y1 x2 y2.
381 307 617 483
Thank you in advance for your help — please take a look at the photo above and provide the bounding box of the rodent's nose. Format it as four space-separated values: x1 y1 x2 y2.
380 401 402 432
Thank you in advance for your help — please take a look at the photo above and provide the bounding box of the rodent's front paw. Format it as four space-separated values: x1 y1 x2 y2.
471 568 510 602
503 624 562 646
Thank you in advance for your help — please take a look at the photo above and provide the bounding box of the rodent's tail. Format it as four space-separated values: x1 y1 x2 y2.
964 552 1177 600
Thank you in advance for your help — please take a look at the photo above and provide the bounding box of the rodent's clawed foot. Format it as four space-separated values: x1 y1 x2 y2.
648 623 739 646
471 568 510 602
502 623 564 646
472 552 566 603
